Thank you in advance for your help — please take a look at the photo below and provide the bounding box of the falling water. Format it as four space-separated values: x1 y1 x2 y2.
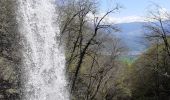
17 0 69 100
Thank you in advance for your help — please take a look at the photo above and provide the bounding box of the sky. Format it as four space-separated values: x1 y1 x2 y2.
99 0 170 23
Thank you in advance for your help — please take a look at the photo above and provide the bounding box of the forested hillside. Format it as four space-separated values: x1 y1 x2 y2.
57 0 170 100
0 0 170 100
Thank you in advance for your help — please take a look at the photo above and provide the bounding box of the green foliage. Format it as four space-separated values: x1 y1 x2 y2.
130 43 170 100
119 55 137 66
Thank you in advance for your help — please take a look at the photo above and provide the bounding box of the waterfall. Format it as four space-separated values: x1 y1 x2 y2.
17 0 69 100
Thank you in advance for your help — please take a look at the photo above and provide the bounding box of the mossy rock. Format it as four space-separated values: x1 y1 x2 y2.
0 57 18 82
0 57 20 99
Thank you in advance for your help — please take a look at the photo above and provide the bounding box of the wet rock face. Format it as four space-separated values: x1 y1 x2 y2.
0 57 20 100
0 0 21 99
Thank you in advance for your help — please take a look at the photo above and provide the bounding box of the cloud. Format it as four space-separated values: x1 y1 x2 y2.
105 16 145 24
158 7 169 19
87 7 170 24
145 6 170 21
87 12 145 24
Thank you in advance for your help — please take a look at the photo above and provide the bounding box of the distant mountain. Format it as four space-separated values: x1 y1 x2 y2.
113 22 148 56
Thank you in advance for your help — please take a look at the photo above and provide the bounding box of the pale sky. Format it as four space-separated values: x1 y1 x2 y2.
99 0 170 23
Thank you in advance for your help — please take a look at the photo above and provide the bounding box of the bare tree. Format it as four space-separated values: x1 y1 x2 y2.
144 6 170 56
57 1 125 99
143 5 170 100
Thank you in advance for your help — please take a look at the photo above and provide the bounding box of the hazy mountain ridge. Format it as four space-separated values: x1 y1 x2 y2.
114 22 148 56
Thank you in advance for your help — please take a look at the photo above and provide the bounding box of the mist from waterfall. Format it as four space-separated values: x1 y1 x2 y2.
17 0 69 100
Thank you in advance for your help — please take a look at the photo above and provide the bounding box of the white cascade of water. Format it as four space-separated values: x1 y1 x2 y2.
17 0 69 100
